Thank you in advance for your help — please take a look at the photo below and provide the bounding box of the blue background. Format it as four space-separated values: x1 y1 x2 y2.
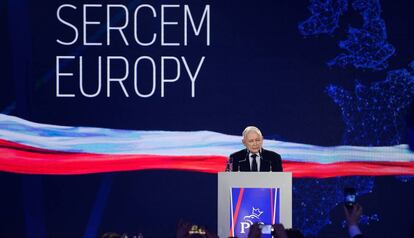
1 0 414 237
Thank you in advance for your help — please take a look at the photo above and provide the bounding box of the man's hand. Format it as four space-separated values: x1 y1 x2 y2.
272 224 288 238
344 204 363 226
247 223 262 238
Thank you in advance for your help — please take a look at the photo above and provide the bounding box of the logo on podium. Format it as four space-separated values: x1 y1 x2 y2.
230 188 280 238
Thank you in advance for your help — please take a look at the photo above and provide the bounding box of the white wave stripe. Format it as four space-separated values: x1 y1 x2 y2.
0 114 413 164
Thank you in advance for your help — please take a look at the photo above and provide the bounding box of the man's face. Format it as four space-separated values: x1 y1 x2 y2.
242 132 263 153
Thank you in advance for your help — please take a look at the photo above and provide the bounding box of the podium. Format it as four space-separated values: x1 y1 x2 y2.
217 172 292 238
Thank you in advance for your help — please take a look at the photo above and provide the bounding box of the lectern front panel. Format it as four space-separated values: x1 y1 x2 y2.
218 172 292 238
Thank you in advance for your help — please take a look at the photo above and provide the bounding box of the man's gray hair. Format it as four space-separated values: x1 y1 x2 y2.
242 126 263 138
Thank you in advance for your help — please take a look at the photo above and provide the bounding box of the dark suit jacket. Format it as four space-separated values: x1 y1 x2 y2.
230 148 283 172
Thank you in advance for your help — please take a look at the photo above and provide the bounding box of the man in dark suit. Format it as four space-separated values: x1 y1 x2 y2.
229 126 283 172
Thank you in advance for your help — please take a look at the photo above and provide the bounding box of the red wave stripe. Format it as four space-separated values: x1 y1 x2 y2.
285 161 414 178
1 139 414 177
0 139 225 174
